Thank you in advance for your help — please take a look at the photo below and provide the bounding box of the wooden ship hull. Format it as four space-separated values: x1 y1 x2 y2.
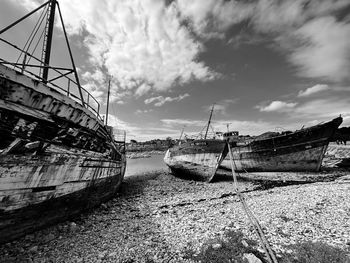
0 63 126 243
0 0 126 243
220 117 342 173
164 139 228 182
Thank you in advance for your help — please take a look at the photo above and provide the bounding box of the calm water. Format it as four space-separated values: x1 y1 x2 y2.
125 154 167 177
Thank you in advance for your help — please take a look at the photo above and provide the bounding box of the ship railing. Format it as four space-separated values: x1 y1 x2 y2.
0 37 103 122
184 130 219 140
113 129 126 153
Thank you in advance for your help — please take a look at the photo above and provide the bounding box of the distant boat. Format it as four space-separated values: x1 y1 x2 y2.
164 105 228 182
0 0 126 243
220 117 343 172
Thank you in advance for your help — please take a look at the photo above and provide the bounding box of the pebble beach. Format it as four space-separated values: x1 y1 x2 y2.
0 145 349 263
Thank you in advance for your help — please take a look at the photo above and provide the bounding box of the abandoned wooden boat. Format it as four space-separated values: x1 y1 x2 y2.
220 117 343 172
164 139 228 182
0 0 126 243
164 105 228 182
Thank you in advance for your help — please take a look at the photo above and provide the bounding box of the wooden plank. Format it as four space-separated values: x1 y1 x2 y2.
0 176 122 243
0 100 54 123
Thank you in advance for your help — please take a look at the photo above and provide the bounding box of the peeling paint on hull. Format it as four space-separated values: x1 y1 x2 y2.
221 144 328 172
221 117 342 173
0 175 122 243
0 65 126 243
164 140 228 182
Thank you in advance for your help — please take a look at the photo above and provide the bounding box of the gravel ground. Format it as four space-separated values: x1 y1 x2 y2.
0 165 349 263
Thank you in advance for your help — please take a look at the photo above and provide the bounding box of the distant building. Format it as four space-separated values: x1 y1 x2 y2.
125 138 174 152
222 131 239 142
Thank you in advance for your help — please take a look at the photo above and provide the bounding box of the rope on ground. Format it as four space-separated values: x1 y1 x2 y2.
227 142 279 263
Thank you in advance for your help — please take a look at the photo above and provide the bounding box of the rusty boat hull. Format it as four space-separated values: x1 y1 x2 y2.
0 64 126 243
220 117 342 173
164 139 228 182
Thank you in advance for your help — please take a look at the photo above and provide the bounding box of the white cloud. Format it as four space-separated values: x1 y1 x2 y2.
293 97 350 120
176 0 350 83
144 93 189 107
343 115 350 126
250 1 350 82
101 114 136 138
256 96 350 125
57 0 217 94
13 0 39 11
13 0 218 97
176 0 253 39
82 82 104 103
203 99 238 115
257 100 297 112
298 84 330 97
104 114 180 141
135 109 153 114
135 83 152 97
289 16 350 82
161 118 204 128
14 0 350 91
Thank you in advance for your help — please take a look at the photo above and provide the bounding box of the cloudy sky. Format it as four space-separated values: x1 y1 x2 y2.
1 0 350 141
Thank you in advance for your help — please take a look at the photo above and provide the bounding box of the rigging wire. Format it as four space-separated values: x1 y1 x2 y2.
28 25 46 68
15 5 48 66
227 141 279 263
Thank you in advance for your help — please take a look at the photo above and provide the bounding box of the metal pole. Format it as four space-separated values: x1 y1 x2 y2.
204 104 215 139
42 0 56 83
106 79 111 126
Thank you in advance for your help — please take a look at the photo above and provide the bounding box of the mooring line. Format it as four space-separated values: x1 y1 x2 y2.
227 142 278 263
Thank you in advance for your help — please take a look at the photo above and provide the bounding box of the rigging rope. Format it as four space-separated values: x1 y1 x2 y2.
227 141 279 263
15 5 48 66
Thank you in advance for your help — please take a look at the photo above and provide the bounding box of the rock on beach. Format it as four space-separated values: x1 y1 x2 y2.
0 165 349 262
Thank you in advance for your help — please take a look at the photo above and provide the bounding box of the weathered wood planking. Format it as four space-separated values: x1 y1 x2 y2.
0 153 122 191
221 144 328 172
164 152 223 181
0 176 122 243
0 145 125 243
0 65 114 154
220 117 342 173
0 63 126 244
164 140 228 182
0 65 100 131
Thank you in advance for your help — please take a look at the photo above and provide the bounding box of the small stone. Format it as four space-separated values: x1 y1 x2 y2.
24 242 32 248
257 247 265 254
108 252 118 258
285 249 294 254
243 253 263 263
70 222 78 231
29 245 38 253
241 240 249 247
101 203 108 210
98 251 107 259
42 233 55 243
25 234 35 241
212 243 222 249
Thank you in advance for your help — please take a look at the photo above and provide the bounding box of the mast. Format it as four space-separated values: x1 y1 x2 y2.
179 127 185 140
204 104 215 139
42 0 56 83
0 0 87 107
105 78 111 126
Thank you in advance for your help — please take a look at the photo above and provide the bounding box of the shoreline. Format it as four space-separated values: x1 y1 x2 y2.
1 168 349 262
127 151 166 159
